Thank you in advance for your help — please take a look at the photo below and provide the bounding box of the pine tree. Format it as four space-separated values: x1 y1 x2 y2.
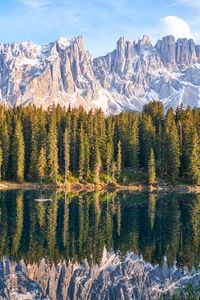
78 125 85 181
37 146 46 184
29 116 38 180
139 114 155 170
71 114 78 171
0 146 2 181
189 129 200 185
1 121 10 180
11 118 25 183
94 139 101 184
84 133 90 179
163 108 180 182
111 161 116 183
148 148 156 185
129 116 139 169
47 114 59 184
63 128 70 181
106 142 112 177
117 140 122 176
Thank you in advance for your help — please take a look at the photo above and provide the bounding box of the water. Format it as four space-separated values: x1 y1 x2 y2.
0 190 200 299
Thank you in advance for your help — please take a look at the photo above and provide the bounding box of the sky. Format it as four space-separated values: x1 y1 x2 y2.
0 0 200 57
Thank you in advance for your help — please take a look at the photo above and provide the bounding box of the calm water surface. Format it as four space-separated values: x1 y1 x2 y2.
0 190 199 269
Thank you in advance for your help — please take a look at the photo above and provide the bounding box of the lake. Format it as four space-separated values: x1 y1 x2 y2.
0 190 200 299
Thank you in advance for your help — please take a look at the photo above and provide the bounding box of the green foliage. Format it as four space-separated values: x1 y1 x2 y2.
64 128 70 181
117 140 122 176
37 146 46 183
0 146 2 181
148 148 156 185
11 118 25 183
139 113 156 170
189 129 200 185
47 114 58 184
163 109 180 183
162 283 200 300
0 102 198 185
78 124 85 181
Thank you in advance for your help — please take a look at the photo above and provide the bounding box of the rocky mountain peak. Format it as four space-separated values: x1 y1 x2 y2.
137 34 152 54
141 34 151 44
155 35 176 65
0 34 200 113
176 37 197 65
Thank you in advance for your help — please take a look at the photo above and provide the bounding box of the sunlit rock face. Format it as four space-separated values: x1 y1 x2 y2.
0 34 200 113
0 37 101 111
0 250 200 300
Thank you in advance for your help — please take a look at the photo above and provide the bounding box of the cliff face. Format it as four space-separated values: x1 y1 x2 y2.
0 34 200 113
0 36 104 111
0 250 200 300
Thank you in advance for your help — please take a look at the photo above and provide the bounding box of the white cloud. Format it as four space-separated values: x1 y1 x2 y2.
18 0 52 8
159 16 194 40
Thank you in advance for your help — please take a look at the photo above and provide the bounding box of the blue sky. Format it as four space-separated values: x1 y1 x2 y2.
0 0 200 57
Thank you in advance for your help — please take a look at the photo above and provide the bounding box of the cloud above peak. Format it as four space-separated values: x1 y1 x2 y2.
159 16 194 40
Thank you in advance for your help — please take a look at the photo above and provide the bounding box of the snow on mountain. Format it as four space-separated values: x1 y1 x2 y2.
0 250 199 299
0 34 200 113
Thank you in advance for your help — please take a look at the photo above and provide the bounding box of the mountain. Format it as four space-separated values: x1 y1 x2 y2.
0 35 200 113
1 250 200 299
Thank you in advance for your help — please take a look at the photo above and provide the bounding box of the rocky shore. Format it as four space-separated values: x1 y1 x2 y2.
0 181 199 194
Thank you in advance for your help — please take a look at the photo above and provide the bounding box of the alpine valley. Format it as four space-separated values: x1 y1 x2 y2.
0 34 200 113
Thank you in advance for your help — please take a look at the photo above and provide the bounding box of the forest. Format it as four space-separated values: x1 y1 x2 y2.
0 101 199 185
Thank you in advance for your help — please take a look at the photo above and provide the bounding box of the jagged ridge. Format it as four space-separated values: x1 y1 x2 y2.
0 34 200 113
1 250 200 300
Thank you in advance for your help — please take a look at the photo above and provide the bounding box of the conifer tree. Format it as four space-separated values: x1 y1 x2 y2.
79 125 85 181
111 161 116 183
140 114 155 170
0 146 2 181
1 121 10 180
97 110 107 169
71 114 78 171
63 128 70 181
189 129 200 185
106 142 112 177
94 138 101 184
148 148 156 185
129 116 139 169
11 118 25 183
84 133 90 179
117 140 122 176
47 114 58 184
163 109 180 182
37 146 46 184
29 117 38 180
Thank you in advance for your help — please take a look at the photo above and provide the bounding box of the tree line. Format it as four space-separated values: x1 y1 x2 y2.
0 101 199 185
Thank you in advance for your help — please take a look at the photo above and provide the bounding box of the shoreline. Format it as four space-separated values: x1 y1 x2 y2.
0 181 199 194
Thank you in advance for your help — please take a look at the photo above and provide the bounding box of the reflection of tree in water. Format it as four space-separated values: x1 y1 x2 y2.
0 190 199 269
177 194 200 270
10 191 23 257
0 192 8 258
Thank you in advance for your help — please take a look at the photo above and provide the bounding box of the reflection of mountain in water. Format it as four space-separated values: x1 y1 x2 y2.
0 190 200 299
1 249 200 300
